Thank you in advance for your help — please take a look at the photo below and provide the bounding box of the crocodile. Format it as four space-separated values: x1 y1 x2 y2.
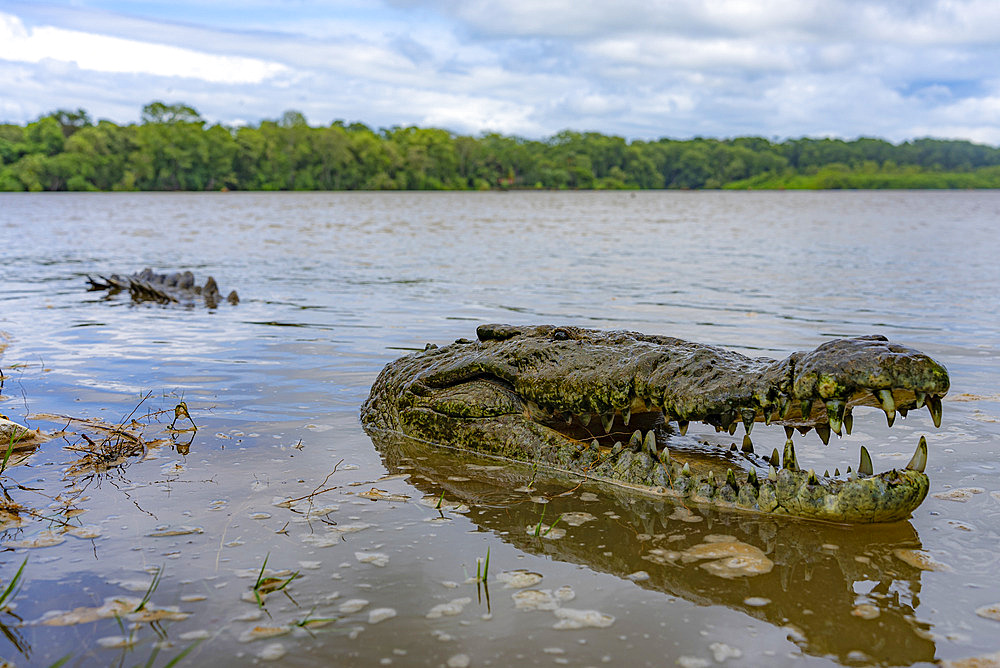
361 324 950 524
87 268 239 308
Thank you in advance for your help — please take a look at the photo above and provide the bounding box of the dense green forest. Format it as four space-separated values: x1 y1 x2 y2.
2 102 1000 191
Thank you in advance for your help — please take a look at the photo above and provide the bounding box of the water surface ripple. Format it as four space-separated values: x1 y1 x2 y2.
0 191 998 666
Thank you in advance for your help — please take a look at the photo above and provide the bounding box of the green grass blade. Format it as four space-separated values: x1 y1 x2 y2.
0 557 27 608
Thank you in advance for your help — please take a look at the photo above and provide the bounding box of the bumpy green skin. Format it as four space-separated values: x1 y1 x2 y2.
362 324 950 523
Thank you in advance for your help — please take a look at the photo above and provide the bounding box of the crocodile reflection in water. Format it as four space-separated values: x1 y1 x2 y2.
372 433 937 666
362 325 950 523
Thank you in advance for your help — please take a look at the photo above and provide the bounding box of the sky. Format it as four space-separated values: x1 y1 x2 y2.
1 0 998 144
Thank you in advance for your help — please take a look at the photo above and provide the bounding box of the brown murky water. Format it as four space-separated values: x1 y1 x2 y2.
0 191 998 666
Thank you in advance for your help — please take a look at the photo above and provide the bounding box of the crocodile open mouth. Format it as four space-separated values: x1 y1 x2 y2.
363 325 949 523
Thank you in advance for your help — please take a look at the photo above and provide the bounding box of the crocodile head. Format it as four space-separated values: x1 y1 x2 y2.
361 324 950 523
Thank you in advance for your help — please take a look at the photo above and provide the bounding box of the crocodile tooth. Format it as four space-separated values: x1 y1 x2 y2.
629 430 643 450
611 441 623 455
834 468 840 476
816 423 831 445
747 468 758 487
643 430 657 456
797 426 811 436
741 409 755 435
906 436 928 472
768 465 778 482
661 443 671 465
678 420 689 436
601 412 614 434
769 448 780 467
800 399 813 420
859 446 873 476
807 469 818 485
782 439 798 471
847 466 852 473
566 414 574 425
899 407 908 418
580 413 592 427
784 426 794 439
727 421 738 436
720 411 733 431
741 435 754 454
914 391 926 408
730 443 737 451
778 396 791 419
726 468 738 490
877 389 896 416
928 395 942 428
826 399 845 435
623 407 631 426
681 462 691 476
823 469 830 478
763 405 773 426
591 439 600 451
844 409 853 435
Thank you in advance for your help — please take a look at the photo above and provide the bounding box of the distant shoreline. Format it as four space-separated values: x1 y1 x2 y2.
3 103 999 192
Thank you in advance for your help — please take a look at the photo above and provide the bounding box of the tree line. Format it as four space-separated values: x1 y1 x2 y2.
2 102 999 192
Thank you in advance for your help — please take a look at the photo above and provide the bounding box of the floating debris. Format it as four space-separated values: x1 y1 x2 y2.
526 524 565 539
368 607 397 624
709 642 743 662
643 548 681 566
932 487 985 502
496 570 543 589
338 599 370 614
744 597 771 607
512 586 575 612
426 597 471 619
975 604 1000 622
893 549 953 572
0 417 46 449
37 597 141 626
851 604 881 620
355 551 390 567
146 525 204 537
238 625 291 643
128 607 190 623
67 525 102 539
97 635 135 649
447 654 471 668
677 657 711 668
940 651 1000 668
419 496 470 512
552 607 615 629
560 512 597 526
257 643 287 661
681 536 773 579
4 530 66 549
358 488 410 502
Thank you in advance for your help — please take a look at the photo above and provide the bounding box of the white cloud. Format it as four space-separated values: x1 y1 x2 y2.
0 12 288 84
0 1 997 144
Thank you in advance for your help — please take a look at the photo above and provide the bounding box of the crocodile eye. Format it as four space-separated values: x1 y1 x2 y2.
552 328 570 341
